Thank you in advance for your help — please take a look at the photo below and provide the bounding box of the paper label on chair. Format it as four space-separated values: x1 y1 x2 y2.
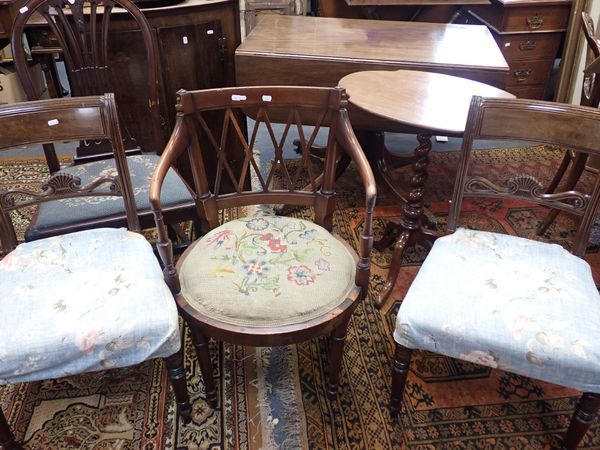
47 119 59 126
262 95 272 102
182 36 188 44
231 95 247 101
19 6 28 13
207 30 214 35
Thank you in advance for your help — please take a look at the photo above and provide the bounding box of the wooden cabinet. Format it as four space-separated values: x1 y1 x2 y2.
467 0 571 100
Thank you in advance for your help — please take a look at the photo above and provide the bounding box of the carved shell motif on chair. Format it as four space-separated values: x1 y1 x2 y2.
466 174 589 212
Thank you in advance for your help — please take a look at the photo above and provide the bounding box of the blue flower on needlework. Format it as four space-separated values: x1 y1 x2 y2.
246 218 270 231
299 229 318 240
242 259 269 277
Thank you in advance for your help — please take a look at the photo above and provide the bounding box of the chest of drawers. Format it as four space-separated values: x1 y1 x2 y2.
468 0 572 99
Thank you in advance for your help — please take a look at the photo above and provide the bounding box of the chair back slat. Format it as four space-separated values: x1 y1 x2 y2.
449 96 600 257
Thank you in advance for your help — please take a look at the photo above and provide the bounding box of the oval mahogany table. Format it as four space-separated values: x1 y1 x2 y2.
339 69 515 308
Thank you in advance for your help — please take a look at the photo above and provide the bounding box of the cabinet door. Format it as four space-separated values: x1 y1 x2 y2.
157 20 225 130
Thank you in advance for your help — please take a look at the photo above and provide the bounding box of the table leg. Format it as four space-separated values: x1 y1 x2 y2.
374 133 438 309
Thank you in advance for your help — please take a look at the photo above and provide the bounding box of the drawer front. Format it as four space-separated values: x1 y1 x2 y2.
495 32 563 61
470 4 571 33
506 84 547 100
506 59 554 86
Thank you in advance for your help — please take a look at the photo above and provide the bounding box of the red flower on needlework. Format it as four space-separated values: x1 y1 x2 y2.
259 233 287 253
287 265 315 286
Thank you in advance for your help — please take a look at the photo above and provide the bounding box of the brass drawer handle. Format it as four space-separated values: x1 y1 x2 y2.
513 69 531 81
527 16 544 30
519 40 537 51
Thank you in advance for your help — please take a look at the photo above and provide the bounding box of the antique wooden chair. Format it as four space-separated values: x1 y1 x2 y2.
11 0 196 242
537 11 600 236
0 95 190 449
390 97 600 449
150 86 376 405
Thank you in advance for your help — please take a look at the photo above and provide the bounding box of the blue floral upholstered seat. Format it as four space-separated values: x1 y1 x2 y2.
178 216 357 328
390 97 600 449
394 228 600 394
0 228 180 384
25 154 195 240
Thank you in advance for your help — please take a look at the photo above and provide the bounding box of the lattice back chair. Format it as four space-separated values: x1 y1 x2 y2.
150 86 376 406
537 10 600 236
390 97 600 450
0 95 190 449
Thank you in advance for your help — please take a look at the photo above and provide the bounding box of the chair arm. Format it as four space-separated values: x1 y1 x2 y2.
149 116 190 293
335 109 377 298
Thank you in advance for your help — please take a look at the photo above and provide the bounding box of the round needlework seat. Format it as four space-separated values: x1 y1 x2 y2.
177 216 357 328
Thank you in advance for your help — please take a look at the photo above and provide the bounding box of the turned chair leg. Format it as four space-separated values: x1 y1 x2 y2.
163 350 192 422
0 407 22 450
390 343 413 415
327 320 350 399
190 327 218 408
562 392 600 450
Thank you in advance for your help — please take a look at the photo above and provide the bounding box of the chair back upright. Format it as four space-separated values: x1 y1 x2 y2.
449 96 600 257
11 0 162 172
0 94 140 252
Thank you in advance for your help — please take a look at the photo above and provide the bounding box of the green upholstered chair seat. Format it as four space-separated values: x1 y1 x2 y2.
25 154 194 240
178 216 357 328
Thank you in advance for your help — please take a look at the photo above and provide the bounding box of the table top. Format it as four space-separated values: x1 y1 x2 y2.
339 70 515 135
237 15 508 73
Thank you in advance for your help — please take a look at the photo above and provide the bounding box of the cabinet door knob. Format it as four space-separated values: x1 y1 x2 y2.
519 40 537 51
513 69 531 81
527 16 544 30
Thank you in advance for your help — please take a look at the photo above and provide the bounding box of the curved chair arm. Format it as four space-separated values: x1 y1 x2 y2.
336 109 377 299
150 116 191 293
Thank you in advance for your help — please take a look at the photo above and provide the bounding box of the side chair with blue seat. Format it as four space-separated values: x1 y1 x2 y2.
0 95 191 449
391 97 600 449
11 0 197 245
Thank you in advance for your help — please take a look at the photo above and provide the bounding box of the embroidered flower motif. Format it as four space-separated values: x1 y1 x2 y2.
459 350 498 368
206 230 233 250
315 258 331 271
287 265 315 286
246 218 269 231
259 233 287 253
243 259 269 277
299 229 318 240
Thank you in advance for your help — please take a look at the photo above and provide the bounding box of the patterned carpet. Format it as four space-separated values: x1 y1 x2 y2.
1 146 599 449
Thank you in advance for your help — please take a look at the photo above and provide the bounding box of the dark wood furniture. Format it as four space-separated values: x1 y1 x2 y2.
235 15 510 91
466 0 572 99
149 86 376 406
0 94 191 450
537 10 600 235
339 69 514 308
314 0 488 23
391 96 600 450
10 0 198 243
8 0 239 157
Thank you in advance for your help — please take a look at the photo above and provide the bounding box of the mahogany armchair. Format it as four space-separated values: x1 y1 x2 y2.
0 95 190 449
390 97 600 449
150 86 376 405
11 0 196 243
